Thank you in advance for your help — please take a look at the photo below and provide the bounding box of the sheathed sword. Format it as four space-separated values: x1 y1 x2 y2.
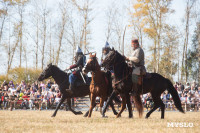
80 71 86 84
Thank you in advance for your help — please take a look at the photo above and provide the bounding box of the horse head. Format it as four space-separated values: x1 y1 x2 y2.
101 48 117 69
82 53 99 74
38 63 53 81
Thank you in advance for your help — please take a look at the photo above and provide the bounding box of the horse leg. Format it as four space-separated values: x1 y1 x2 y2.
109 100 118 115
102 91 116 115
66 98 83 115
52 95 66 117
84 94 96 117
145 95 160 119
88 93 96 118
116 96 126 118
126 93 133 118
99 97 104 115
84 102 96 117
158 98 165 119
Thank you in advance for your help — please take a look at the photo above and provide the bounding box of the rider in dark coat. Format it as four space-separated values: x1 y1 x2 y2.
66 46 86 91
101 42 113 95
101 42 113 74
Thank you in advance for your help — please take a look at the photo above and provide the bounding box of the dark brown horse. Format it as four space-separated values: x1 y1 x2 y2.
82 53 115 117
101 49 184 119
38 63 119 117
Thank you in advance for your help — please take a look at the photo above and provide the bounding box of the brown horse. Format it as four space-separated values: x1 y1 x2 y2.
82 53 112 117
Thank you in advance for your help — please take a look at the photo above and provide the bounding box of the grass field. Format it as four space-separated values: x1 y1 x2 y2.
0 110 199 133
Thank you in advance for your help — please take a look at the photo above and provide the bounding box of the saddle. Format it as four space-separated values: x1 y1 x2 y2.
75 76 91 87
138 72 152 85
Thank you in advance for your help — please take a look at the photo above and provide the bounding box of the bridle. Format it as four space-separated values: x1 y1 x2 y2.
84 56 97 72
104 50 132 88
84 57 104 87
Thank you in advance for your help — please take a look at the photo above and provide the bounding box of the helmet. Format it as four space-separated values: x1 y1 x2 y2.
102 42 111 55
76 46 83 54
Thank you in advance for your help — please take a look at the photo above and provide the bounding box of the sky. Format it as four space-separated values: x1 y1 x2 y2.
0 0 198 82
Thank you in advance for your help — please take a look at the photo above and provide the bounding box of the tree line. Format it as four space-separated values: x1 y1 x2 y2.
0 0 200 84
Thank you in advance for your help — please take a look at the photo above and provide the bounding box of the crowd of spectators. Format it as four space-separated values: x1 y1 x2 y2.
0 80 62 110
0 79 200 111
142 81 200 111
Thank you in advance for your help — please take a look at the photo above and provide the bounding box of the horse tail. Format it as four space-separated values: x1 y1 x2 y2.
166 78 184 113
133 95 143 118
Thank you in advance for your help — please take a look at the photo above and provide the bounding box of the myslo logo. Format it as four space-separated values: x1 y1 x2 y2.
167 122 194 128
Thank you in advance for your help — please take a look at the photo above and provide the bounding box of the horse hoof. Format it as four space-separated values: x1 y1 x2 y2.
78 111 83 114
51 115 55 117
145 116 149 119
116 115 121 118
75 111 83 115
129 115 133 118
114 112 118 115
102 114 108 118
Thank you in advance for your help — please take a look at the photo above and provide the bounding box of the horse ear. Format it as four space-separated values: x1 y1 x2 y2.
94 53 96 57
112 47 114 51
89 53 92 57
48 63 52 66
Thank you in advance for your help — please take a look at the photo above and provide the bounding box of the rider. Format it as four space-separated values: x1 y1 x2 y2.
101 42 111 61
101 42 113 74
101 42 113 96
66 46 86 91
125 39 146 96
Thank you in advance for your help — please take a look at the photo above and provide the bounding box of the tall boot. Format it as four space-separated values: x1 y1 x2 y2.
66 84 74 95
130 83 138 96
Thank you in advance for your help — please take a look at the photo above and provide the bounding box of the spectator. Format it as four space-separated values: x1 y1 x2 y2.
41 95 48 110
19 80 26 90
21 93 29 109
29 93 35 110
54 93 61 106
3 92 9 109
8 85 16 94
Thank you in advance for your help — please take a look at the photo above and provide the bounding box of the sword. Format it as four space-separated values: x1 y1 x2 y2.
80 72 86 84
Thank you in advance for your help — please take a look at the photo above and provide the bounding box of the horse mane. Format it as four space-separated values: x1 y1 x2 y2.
52 65 69 76
114 50 131 69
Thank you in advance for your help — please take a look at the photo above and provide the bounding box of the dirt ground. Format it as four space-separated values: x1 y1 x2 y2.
0 110 199 133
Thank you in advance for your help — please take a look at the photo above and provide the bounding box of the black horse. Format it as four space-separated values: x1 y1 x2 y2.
101 48 184 119
38 63 119 117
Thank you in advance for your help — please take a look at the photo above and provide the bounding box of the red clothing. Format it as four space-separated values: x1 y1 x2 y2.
22 95 29 101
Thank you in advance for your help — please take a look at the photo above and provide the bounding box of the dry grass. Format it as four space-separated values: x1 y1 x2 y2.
0 110 199 133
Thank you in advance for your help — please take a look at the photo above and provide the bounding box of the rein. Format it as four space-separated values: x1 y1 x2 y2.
111 52 131 88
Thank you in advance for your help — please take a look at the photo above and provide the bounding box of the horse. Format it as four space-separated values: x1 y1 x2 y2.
38 63 119 117
101 48 184 119
82 53 118 117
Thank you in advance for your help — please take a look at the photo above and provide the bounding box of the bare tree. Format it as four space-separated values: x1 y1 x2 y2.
55 0 68 65
197 22 200 84
71 0 94 54
181 0 197 82
0 1 9 45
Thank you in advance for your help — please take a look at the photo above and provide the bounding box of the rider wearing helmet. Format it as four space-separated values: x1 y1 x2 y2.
66 46 86 91
102 41 111 60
